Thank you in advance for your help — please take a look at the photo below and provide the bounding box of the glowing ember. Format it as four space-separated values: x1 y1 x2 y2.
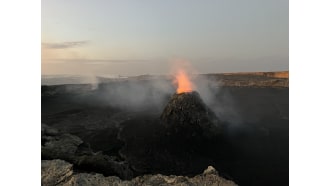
175 69 195 93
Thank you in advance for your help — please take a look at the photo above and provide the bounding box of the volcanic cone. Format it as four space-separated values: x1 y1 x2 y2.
161 91 221 137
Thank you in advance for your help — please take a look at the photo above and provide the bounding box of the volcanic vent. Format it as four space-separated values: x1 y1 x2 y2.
161 69 221 137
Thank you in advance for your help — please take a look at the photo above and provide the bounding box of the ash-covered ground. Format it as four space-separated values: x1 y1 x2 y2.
42 73 288 186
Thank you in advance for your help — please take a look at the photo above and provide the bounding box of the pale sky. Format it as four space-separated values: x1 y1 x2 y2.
42 0 288 76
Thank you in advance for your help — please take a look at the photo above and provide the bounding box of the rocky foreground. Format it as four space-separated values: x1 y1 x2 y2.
42 124 238 185
42 159 237 186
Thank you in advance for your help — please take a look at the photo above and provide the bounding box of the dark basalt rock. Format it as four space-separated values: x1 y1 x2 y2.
42 124 84 161
160 91 222 137
41 124 133 179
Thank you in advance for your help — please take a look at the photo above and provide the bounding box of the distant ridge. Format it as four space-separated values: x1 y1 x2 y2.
42 71 289 87
221 71 289 79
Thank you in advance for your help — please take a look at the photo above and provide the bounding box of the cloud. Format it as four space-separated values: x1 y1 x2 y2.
45 58 153 64
42 41 89 49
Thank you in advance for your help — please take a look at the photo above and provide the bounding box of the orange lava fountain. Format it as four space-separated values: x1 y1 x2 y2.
175 69 195 93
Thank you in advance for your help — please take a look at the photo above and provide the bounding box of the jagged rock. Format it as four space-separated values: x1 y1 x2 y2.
42 160 238 186
42 124 133 179
203 165 218 175
42 159 73 186
64 173 124 186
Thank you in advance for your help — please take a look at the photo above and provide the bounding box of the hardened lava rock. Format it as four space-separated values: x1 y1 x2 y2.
160 91 222 137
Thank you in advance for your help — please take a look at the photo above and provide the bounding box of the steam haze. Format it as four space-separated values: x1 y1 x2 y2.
86 70 241 125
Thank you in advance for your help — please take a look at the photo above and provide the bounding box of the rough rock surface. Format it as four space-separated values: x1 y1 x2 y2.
42 124 83 160
42 159 74 186
160 91 221 137
42 124 133 179
42 159 238 186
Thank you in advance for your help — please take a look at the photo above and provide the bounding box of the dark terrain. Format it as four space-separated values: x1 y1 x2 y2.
42 72 289 186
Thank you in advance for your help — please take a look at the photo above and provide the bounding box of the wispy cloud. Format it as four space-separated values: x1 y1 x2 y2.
44 58 154 64
42 41 89 49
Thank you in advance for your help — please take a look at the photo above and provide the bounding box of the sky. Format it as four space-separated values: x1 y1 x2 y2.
42 0 288 76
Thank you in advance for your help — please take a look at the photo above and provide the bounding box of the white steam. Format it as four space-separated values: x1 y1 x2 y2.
194 75 242 125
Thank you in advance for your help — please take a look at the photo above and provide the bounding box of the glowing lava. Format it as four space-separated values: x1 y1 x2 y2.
175 69 195 93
